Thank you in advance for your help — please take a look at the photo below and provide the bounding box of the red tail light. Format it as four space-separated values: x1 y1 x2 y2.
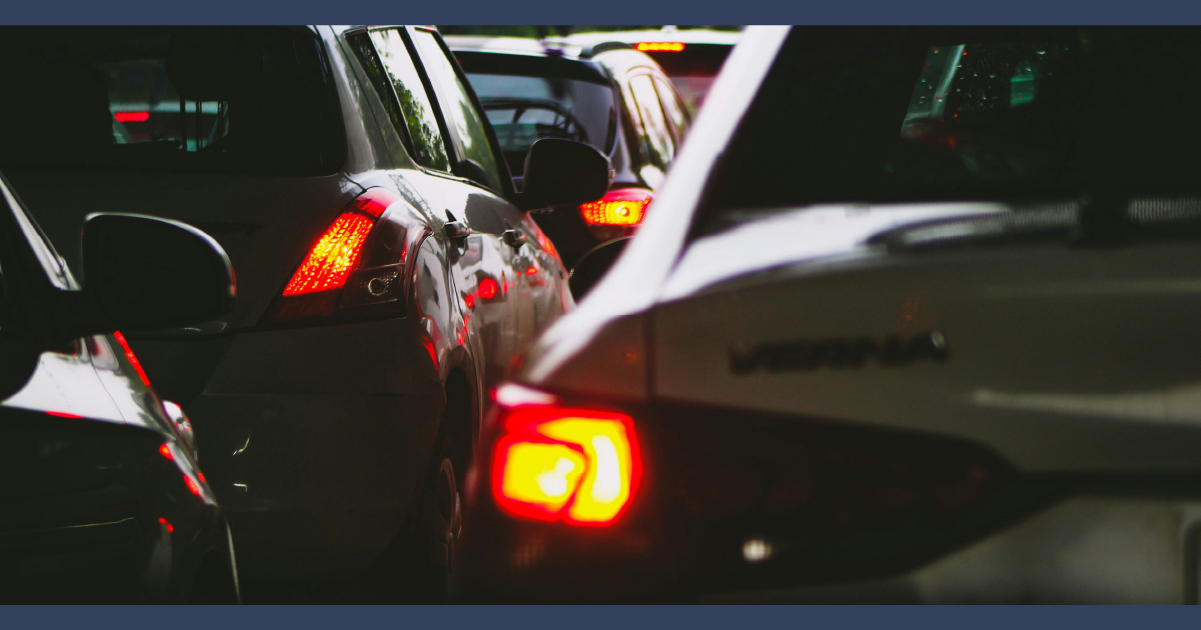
267 188 420 323
491 400 641 526
114 111 150 122
579 188 652 227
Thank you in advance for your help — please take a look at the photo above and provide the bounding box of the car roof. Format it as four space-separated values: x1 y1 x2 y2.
551 28 742 48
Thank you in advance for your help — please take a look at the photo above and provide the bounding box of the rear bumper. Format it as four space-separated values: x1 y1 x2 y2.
703 496 1201 604
136 319 444 582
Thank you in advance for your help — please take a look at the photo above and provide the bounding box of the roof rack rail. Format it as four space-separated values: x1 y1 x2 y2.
580 41 635 58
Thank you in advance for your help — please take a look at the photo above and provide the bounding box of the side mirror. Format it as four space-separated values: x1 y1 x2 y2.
78 213 236 334
569 237 630 300
520 138 610 210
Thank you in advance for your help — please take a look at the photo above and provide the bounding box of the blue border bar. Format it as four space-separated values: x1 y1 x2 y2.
3 0 1201 25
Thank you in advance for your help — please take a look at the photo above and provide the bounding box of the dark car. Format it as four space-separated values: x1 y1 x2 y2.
459 26 1201 604
447 36 690 274
0 172 239 603
0 25 606 599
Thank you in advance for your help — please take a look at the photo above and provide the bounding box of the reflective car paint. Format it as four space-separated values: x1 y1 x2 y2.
3 25 572 583
0 175 237 603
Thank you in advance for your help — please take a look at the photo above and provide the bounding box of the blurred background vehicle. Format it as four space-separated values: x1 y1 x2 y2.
0 173 239 603
459 25 1201 603
0 25 606 601
547 26 740 114
446 35 690 275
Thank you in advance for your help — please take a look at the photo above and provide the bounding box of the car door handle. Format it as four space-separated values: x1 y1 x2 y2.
444 221 471 243
502 229 526 248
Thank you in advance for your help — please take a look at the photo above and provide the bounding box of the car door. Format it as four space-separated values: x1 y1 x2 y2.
403 29 571 360
352 26 565 392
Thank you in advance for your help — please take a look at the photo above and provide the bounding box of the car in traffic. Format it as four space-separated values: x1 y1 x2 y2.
548 27 740 115
0 25 607 599
446 35 690 273
0 172 239 603
458 25 1201 603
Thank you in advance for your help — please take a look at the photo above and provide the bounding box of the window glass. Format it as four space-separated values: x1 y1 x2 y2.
364 29 450 172
465 73 615 177
0 26 342 175
410 30 505 192
654 76 688 145
628 74 675 169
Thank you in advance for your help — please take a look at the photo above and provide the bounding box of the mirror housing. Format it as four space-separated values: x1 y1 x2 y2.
73 213 236 335
519 138 610 210
569 237 630 300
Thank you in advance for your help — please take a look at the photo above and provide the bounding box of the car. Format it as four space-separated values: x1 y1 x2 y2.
458 25 1201 603
446 35 690 275
548 27 740 115
0 172 239 603
0 25 608 599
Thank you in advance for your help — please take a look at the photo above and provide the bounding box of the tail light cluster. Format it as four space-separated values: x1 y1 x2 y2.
489 385 642 526
579 188 652 227
266 188 428 323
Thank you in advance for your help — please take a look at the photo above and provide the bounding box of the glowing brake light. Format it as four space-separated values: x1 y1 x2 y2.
268 188 407 322
636 42 685 52
579 188 652 227
114 111 150 122
492 405 640 526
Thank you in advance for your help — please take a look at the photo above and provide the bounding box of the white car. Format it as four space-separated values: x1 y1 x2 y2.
459 25 1201 603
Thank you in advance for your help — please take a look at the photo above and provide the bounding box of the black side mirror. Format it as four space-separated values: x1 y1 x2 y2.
78 213 236 334
520 138 610 210
569 237 630 300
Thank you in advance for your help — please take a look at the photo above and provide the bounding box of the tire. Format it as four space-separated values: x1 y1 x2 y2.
408 435 463 602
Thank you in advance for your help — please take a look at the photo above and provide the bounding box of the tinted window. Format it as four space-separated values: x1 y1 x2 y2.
629 74 675 169
654 76 688 145
0 27 342 175
465 73 616 177
410 30 505 192
706 27 1201 222
364 29 451 172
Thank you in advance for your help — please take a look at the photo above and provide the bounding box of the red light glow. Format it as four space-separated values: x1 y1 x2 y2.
636 42 685 52
46 411 84 419
158 517 174 533
282 212 376 296
197 472 206 484
351 187 401 219
526 266 537 276
113 331 152 387
159 444 173 460
478 278 498 300
491 406 641 526
580 189 652 226
114 111 150 122
184 474 201 496
464 293 475 309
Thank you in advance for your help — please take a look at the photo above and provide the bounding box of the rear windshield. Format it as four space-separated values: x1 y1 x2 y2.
0 26 344 176
704 27 1201 226
459 63 616 177
637 43 733 111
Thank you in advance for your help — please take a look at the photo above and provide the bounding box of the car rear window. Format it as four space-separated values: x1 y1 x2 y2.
0 26 344 176
457 56 617 177
703 27 1201 228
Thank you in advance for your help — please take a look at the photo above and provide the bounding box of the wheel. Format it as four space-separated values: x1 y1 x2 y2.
409 436 463 602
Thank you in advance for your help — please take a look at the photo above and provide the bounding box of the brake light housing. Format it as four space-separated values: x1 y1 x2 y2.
636 42 685 52
491 404 642 527
579 188 652 227
265 188 428 324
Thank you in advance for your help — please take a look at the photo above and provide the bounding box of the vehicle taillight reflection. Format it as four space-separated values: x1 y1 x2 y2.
113 331 152 387
491 404 640 526
478 278 498 300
